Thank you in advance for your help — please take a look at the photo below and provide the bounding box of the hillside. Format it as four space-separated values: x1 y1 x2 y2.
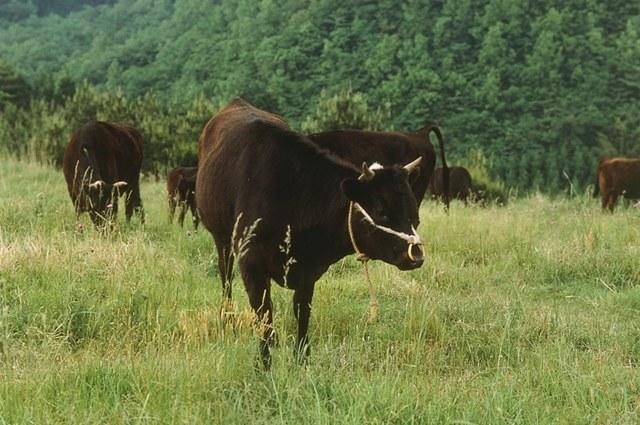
1 0 639 190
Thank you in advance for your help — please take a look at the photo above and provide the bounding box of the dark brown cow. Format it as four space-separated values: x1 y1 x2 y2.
308 124 449 208
167 166 199 229
63 121 144 226
196 99 424 367
429 166 473 204
594 157 640 212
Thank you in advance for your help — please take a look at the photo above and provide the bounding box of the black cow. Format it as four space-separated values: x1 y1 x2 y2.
308 125 449 208
429 166 473 204
167 166 199 228
196 99 424 367
63 121 144 226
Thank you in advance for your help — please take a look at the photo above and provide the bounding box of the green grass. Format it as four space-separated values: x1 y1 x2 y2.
1 158 640 424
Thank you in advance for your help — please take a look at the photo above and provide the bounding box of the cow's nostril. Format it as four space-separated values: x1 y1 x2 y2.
408 243 424 263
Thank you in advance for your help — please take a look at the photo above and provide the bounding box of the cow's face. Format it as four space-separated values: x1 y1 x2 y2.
342 159 424 270
84 180 128 217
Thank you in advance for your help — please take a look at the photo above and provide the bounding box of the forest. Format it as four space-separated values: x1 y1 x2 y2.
1 0 639 192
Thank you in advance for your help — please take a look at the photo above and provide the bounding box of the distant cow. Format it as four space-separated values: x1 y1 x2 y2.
429 166 473 204
308 124 449 208
167 166 199 229
594 157 640 212
196 99 424 368
63 121 144 226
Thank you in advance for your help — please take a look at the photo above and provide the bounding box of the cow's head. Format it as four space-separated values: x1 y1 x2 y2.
83 180 128 216
342 158 424 270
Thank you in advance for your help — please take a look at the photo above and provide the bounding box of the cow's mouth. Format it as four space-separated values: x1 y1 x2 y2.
395 243 424 270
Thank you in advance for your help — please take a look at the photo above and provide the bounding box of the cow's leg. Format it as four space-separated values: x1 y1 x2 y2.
125 185 144 224
168 194 177 224
293 283 315 361
190 202 200 230
215 242 234 302
607 193 618 213
241 259 275 369
178 200 187 227
601 193 608 211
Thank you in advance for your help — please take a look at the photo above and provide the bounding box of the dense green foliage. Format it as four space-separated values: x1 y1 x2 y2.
1 0 639 191
0 83 217 175
3 158 640 423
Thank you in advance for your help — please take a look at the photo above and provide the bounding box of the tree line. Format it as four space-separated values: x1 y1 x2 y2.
1 0 639 193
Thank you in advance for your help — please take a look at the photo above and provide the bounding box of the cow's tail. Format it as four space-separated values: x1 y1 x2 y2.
428 125 450 211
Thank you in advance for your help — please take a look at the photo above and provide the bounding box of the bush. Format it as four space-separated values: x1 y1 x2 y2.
0 83 217 176
301 87 391 133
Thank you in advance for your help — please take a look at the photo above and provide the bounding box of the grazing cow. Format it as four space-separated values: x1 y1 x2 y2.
308 124 449 208
196 99 424 367
429 166 473 204
63 121 144 226
594 157 640 212
167 166 199 229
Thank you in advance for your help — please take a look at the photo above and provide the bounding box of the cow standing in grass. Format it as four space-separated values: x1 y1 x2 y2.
167 166 199 229
594 157 640 212
308 124 449 208
429 166 473 204
63 121 145 226
196 99 425 368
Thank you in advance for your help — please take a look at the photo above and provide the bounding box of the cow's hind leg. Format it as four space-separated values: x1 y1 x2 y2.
605 193 618 213
293 283 315 362
215 242 235 302
190 202 200 230
178 201 187 227
240 258 275 369
168 194 177 224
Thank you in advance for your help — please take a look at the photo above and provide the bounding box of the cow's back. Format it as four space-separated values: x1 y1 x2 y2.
599 158 640 198
197 98 289 162
196 100 291 238
308 130 435 202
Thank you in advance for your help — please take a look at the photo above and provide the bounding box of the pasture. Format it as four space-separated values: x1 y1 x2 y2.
1 157 640 424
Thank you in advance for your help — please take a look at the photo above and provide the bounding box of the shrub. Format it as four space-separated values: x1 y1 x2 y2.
301 87 391 133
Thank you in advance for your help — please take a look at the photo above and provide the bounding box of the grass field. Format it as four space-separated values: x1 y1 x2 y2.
1 157 640 424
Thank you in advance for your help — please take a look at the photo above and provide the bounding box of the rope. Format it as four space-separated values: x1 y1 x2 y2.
348 201 378 322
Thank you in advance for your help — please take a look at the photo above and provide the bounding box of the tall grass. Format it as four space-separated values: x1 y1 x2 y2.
1 158 640 424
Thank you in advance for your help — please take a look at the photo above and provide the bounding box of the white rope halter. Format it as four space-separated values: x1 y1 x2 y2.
347 201 424 322
347 201 423 262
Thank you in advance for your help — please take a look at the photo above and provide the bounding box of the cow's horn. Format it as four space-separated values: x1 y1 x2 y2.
404 157 422 172
88 180 105 189
359 162 375 181
113 181 128 188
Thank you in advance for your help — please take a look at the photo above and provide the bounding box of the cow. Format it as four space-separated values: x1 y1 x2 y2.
167 166 199 229
307 124 449 208
594 157 640 212
63 121 145 226
429 166 473 204
196 99 424 368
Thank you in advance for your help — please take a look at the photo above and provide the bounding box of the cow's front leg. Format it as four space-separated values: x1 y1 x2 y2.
293 283 315 362
241 259 275 369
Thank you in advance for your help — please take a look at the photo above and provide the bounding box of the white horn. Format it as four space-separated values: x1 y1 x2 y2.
113 181 128 188
404 156 422 172
88 180 105 189
359 162 375 181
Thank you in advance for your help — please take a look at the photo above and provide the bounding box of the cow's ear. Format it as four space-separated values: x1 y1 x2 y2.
341 178 366 203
